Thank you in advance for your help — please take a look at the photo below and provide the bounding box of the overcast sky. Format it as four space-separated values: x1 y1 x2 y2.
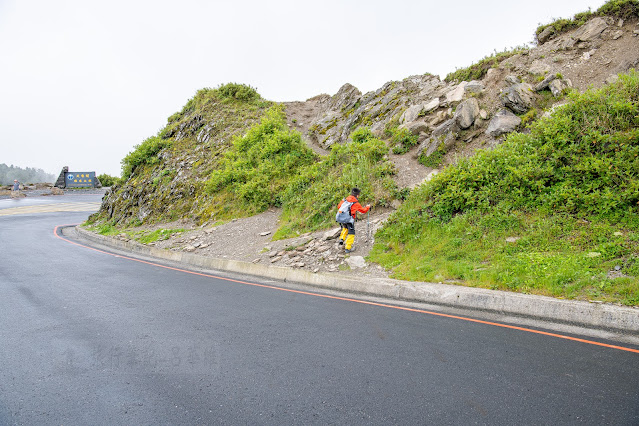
0 0 607 177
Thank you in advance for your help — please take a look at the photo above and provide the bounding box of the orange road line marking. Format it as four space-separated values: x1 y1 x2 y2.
54 224 639 355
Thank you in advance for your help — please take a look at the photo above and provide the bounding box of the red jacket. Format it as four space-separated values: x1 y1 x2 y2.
338 195 370 220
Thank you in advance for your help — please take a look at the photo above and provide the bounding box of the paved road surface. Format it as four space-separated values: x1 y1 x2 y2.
1 195 638 425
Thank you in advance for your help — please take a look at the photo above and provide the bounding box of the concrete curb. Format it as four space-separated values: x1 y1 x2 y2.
75 227 639 334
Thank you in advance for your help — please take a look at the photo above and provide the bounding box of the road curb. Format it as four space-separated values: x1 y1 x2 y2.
75 227 639 334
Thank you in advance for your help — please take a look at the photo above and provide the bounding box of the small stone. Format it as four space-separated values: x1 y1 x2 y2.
313 268 319 273
259 231 271 236
270 256 282 263
252 258 261 263
505 237 520 243
614 265 621 271
586 252 602 258
346 256 366 269
192 242 201 248
200 243 209 248
267 250 279 257
277 251 286 256
184 245 196 252
323 227 342 240
614 232 624 236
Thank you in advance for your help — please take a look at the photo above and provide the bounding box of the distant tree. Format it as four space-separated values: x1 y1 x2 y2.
0 163 55 185
96 173 121 187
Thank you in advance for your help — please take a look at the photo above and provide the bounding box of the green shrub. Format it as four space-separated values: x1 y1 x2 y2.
204 105 317 214
274 127 398 238
445 47 528 83
388 126 419 155
215 83 260 102
96 173 120 187
596 0 639 19
121 135 170 181
420 70 639 221
370 71 639 305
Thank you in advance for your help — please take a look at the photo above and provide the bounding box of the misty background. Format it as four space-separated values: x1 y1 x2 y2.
0 0 607 179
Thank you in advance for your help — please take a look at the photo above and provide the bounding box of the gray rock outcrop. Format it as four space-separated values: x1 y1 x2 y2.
453 98 480 129
572 17 609 42
485 109 521 137
500 82 535 114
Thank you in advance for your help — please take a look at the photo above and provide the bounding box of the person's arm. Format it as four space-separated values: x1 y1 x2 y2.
352 202 370 215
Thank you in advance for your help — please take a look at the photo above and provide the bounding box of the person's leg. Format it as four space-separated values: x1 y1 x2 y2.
345 223 355 252
339 224 348 245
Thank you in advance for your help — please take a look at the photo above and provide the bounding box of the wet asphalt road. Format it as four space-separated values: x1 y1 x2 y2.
1 194 638 425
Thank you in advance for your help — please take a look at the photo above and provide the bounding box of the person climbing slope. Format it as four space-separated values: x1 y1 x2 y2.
335 187 370 254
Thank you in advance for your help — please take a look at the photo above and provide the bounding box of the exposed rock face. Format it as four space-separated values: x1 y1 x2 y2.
454 98 480 129
415 119 459 159
308 74 447 149
572 17 609 41
537 26 556 44
486 109 522 138
548 78 572 97
400 104 423 124
500 82 535 114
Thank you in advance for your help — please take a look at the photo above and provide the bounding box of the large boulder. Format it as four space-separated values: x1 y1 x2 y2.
444 82 467 104
572 17 608 42
400 120 430 136
485 109 521 138
423 98 440 113
415 119 458 158
328 83 362 111
537 26 556 44
465 80 484 94
548 78 572 97
400 105 423 124
500 82 535 114
453 98 480 129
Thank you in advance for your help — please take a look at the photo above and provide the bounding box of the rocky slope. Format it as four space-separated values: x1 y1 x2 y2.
91 10 639 275
285 15 639 190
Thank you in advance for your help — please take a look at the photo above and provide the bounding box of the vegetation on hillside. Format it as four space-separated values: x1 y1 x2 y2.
444 46 529 83
200 106 318 217
196 108 400 239
275 127 400 239
370 71 639 305
90 83 400 233
535 0 639 39
88 83 272 226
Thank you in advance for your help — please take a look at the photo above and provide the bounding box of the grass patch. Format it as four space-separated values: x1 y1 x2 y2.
387 126 419 155
202 105 318 219
136 228 186 244
445 46 529 83
370 71 639 305
370 211 639 305
274 127 399 239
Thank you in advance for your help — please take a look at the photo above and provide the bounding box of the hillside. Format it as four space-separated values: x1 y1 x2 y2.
88 1 639 305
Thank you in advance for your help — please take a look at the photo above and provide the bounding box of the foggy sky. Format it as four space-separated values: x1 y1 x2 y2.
0 0 607 177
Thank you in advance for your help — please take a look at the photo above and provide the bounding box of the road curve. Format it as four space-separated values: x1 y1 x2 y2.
1 195 638 425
